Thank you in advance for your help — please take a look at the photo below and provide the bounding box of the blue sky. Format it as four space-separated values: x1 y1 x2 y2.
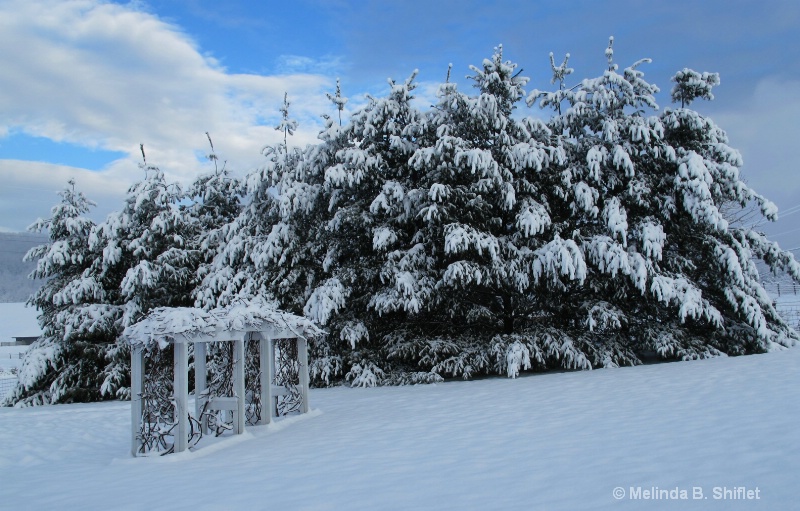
1 0 799 248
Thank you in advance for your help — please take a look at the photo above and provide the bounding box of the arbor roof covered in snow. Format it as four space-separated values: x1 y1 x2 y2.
121 299 324 348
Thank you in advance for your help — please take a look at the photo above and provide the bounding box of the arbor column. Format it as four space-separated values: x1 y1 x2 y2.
258 334 272 425
232 338 246 434
269 338 277 416
130 345 144 457
194 341 207 434
297 337 310 414
173 341 189 453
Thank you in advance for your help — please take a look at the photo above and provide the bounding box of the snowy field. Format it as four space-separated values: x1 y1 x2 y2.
0 302 40 372
773 293 800 331
0 347 797 511
0 303 38 397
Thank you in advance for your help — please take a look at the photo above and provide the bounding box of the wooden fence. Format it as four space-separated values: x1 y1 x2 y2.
0 377 17 400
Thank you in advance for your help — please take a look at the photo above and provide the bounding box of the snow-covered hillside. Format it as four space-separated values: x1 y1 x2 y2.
1 347 797 510
0 302 41 342
0 232 46 303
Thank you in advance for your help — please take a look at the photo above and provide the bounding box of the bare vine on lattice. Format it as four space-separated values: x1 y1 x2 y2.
137 345 202 455
245 338 262 425
200 342 235 435
274 339 303 416
197 339 262 434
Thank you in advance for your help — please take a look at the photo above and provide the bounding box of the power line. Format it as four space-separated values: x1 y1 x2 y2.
766 226 800 238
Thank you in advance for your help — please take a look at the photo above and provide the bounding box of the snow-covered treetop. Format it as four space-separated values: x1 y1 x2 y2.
549 52 573 89
276 92 299 148
121 297 324 349
671 68 720 107
468 44 528 116
326 78 349 126
27 179 96 240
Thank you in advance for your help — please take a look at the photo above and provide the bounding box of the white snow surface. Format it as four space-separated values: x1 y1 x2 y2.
1 349 798 510
122 298 323 348
0 303 38 373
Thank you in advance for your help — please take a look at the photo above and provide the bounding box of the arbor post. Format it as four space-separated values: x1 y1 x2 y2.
232 338 246 435
173 341 189 453
130 345 144 457
297 337 310 414
268 338 277 416
194 341 207 434
259 334 271 425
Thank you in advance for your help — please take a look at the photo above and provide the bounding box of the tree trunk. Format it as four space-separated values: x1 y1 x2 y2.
503 295 514 334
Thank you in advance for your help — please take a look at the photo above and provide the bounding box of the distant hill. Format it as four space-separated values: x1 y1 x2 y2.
0 232 47 303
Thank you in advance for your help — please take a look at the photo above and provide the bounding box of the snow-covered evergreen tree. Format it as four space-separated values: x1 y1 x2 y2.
375 47 573 378
86 149 197 398
187 133 243 307
526 37 799 364
7 149 201 406
4 180 104 405
196 94 317 312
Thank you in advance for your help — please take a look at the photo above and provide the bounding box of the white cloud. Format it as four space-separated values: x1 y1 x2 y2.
712 77 800 248
713 77 800 197
0 159 132 232
275 54 345 75
0 0 334 194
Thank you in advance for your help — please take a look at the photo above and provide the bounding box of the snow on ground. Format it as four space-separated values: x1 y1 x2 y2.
0 348 798 511
0 303 37 391
773 293 800 331
0 345 26 373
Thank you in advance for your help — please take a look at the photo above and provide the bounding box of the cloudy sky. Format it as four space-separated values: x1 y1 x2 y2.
1 0 799 249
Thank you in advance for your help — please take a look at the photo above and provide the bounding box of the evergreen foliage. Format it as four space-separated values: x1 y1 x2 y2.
198 40 799 387
9 40 800 405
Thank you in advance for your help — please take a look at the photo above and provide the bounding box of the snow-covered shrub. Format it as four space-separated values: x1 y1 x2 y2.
345 361 386 388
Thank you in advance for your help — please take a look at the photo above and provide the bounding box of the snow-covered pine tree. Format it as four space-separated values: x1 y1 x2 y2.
197 93 317 312
526 37 799 365
90 148 193 321
197 90 354 384
4 180 104 405
186 133 243 308
85 149 199 399
312 71 428 385
660 67 799 355
378 47 571 379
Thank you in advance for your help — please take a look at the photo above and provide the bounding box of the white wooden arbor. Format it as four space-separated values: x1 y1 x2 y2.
122 300 322 456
